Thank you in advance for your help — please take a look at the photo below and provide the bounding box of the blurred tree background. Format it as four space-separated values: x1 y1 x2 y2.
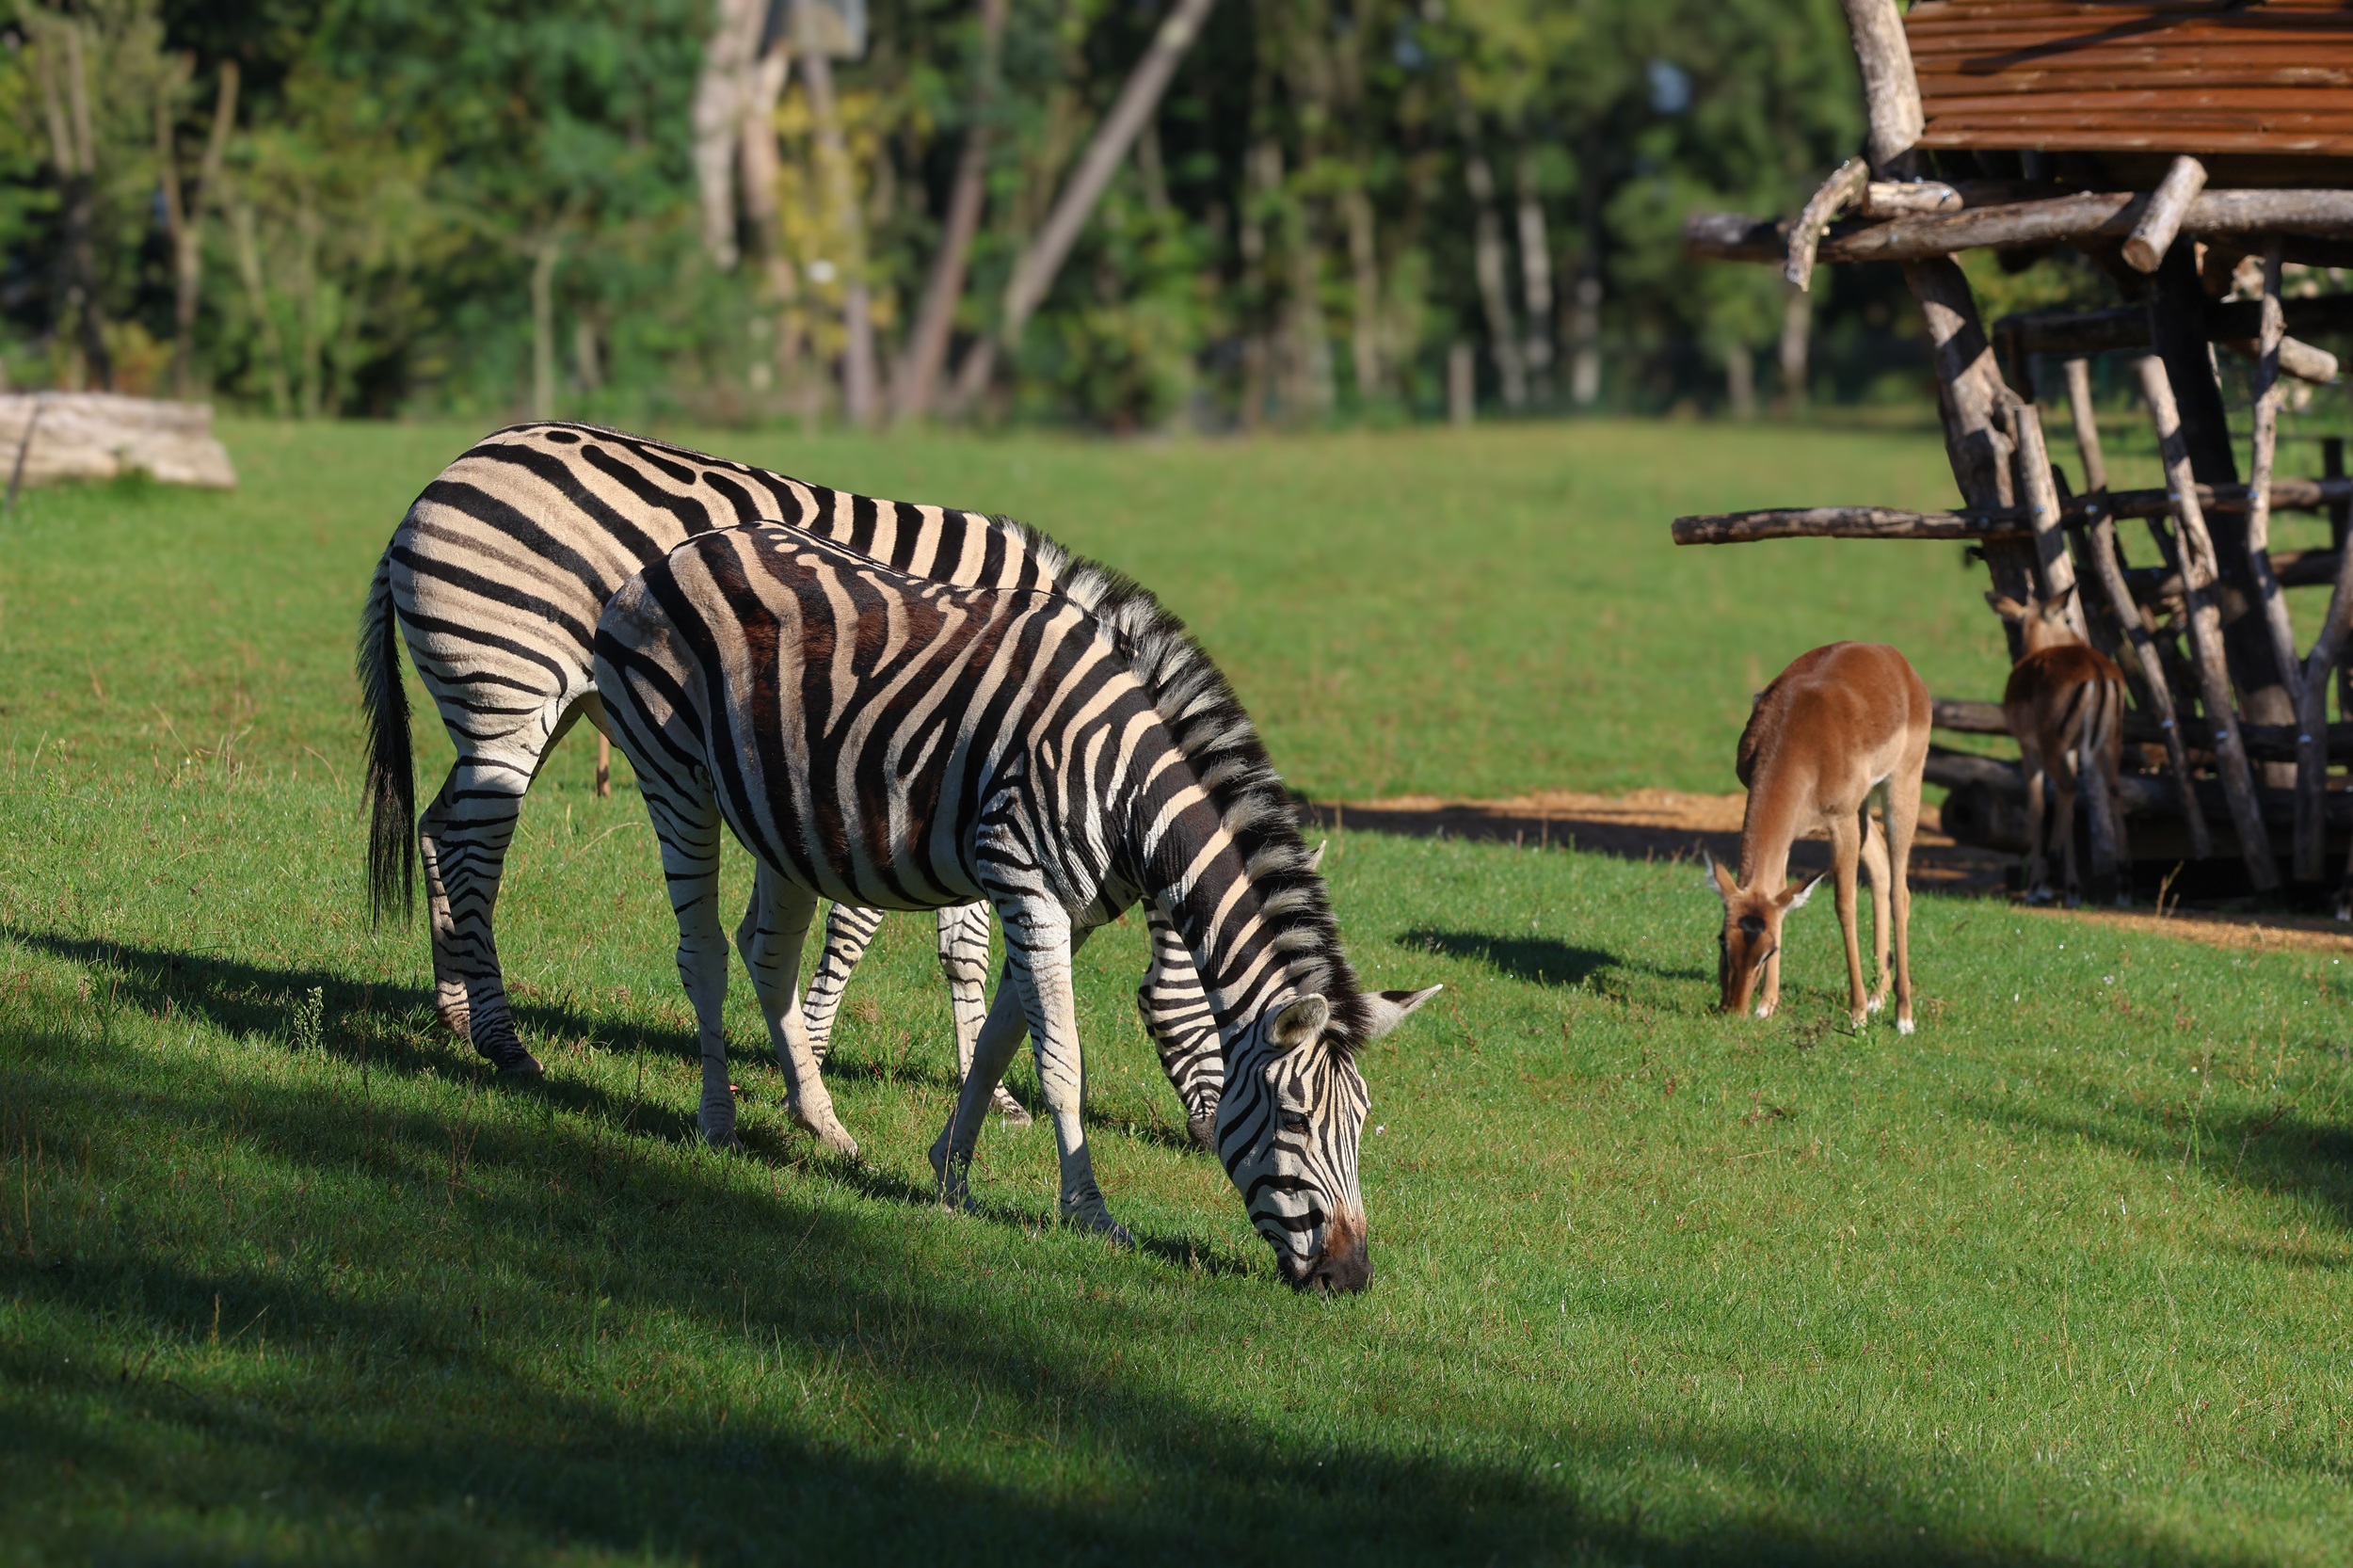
0 0 1936 429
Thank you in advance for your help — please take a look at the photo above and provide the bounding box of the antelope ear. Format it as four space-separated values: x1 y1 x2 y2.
1704 852 1738 902
1306 839 1328 872
1361 984 1443 1040
2049 583 2077 614
1985 592 2027 622
1780 872 1826 911
1270 993 1331 1050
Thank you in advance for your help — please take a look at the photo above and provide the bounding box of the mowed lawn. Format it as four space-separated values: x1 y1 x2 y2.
2 418 2350 1564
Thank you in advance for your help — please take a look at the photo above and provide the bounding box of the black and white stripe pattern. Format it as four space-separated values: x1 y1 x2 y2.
357 421 1222 1126
593 522 1435 1288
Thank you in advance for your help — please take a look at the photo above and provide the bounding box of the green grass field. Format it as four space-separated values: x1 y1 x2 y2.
4 419 2351 1564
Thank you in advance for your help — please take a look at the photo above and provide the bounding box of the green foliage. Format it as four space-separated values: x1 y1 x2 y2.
3 423 2352 1561
0 0 1916 426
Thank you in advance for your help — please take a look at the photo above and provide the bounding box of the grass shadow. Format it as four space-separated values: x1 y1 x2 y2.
1395 929 1711 989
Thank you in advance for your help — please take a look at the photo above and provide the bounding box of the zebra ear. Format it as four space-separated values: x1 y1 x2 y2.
1271 993 1331 1050
1360 984 1442 1040
1306 839 1328 872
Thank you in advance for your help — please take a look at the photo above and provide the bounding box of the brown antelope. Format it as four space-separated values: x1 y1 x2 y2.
1706 642 1931 1032
1986 586 2130 907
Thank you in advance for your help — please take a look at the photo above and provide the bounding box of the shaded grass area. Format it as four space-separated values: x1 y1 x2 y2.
2 421 2352 1562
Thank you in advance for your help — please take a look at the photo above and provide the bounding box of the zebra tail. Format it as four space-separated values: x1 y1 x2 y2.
358 548 417 923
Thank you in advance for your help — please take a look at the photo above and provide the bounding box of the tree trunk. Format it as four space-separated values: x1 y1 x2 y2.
946 0 1220 413
1458 110 1525 410
737 40 803 400
1569 134 1604 408
1778 281 1812 414
37 22 110 391
1724 341 1755 420
1515 148 1554 404
226 192 290 418
800 48 880 429
692 0 767 270
1343 184 1382 402
531 232 563 419
893 0 1008 425
155 61 240 401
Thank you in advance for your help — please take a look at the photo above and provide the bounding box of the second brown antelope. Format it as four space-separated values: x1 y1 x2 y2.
1986 586 2130 908
1706 642 1931 1032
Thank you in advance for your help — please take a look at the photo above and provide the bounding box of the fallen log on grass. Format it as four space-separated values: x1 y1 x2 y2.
0 392 237 492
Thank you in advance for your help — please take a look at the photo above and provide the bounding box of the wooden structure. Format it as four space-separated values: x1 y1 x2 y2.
1680 0 2353 905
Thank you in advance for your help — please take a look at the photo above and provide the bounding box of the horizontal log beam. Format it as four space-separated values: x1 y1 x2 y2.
1673 478 2353 547
1929 747 2353 835
1689 187 2353 268
1929 696 2353 763
1996 298 2346 381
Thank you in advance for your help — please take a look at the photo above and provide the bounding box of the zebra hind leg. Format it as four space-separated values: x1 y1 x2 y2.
937 903 1031 1125
423 757 541 1076
735 864 858 1158
417 781 470 1039
929 981 1029 1214
1001 910 1128 1246
800 902 887 1066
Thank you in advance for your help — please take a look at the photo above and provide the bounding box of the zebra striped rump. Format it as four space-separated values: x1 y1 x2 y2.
595 522 1438 1290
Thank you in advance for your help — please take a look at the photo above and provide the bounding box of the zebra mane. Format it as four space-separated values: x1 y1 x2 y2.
997 518 1375 1052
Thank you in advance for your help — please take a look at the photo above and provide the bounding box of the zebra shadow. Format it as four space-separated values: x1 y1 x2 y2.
1 927 700 1141
1398 929 1709 988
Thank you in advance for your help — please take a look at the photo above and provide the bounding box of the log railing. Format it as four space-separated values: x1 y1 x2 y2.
1672 478 2353 547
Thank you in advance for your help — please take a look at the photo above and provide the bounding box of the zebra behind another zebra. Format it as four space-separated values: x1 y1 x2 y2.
359 421 1222 1128
593 522 1436 1288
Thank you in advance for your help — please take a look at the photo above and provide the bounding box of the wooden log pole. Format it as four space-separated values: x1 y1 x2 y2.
1903 257 2037 649
1838 0 1923 175
2008 396 2088 637
2329 440 2353 733
2062 358 2106 493
2137 354 2280 888
2246 243 2310 839
2122 156 2208 274
2150 244 2301 784
2294 541 2353 883
1671 506 2026 544
1786 157 1867 292
2070 504 2215 856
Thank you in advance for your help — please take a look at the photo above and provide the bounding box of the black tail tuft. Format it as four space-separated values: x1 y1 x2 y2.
358 549 417 923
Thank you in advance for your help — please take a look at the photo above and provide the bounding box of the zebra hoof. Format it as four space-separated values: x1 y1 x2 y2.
439 1006 472 1039
1186 1112 1217 1151
473 1034 544 1077
792 1109 858 1160
989 1087 1032 1127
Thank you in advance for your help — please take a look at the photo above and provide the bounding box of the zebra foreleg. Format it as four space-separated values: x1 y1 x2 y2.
734 864 858 1159
937 903 1031 1125
1003 911 1128 1246
419 758 542 1076
929 979 1030 1214
798 902 886 1064
1140 904 1223 1148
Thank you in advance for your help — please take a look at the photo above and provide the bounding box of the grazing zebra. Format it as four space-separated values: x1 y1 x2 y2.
357 421 1220 1130
592 523 1437 1288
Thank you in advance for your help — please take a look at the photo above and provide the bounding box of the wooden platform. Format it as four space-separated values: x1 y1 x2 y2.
1911 0 2353 165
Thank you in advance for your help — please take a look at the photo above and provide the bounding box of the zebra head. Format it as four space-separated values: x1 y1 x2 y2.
1217 984 1441 1293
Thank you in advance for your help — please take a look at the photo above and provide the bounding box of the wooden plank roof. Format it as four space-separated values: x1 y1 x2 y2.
1909 1 2353 158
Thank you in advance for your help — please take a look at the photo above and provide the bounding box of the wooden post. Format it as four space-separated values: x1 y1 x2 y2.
2329 438 2353 729
2122 155 2207 274
2008 395 2089 638
595 732 612 798
2148 244 2300 777
1903 257 2035 650
2137 354 2280 889
2293 548 2353 884
2063 358 2106 493
1837 0 1923 174
2245 245 2308 787
2068 504 2215 857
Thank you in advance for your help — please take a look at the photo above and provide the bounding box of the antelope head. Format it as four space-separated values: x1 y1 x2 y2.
1985 585 2083 656
1705 853 1822 1018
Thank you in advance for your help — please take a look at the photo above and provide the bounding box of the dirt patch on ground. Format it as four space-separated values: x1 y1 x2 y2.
1305 788 2353 957
1303 788 2012 891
